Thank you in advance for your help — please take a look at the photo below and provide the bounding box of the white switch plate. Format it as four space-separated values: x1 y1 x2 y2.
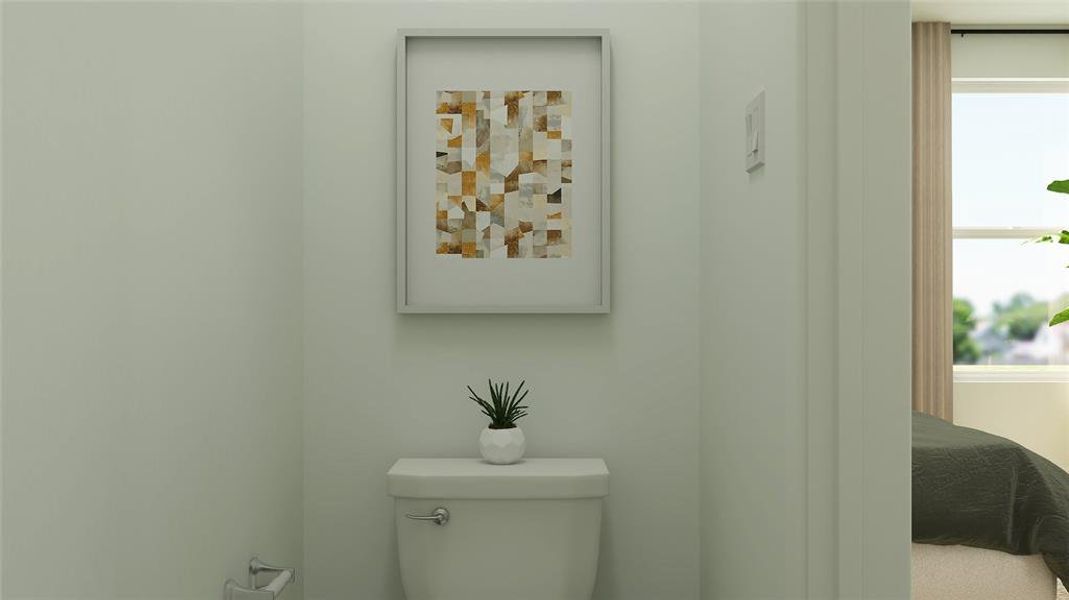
745 91 765 172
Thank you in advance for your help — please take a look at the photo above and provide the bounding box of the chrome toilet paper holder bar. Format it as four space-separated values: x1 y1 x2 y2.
223 556 297 600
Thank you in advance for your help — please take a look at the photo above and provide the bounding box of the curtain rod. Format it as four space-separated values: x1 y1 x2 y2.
951 29 1069 35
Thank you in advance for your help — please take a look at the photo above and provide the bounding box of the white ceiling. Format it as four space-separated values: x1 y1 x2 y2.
912 1 1069 25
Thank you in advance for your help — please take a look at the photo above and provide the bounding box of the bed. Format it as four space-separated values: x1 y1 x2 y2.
913 411 1069 599
912 542 1055 600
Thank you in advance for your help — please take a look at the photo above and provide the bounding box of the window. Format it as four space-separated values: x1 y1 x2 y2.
952 88 1069 367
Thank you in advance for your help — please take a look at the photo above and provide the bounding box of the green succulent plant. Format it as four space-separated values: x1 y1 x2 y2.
467 380 530 429
1035 180 1069 326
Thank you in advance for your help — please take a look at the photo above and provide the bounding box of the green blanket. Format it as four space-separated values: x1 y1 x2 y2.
913 411 1069 591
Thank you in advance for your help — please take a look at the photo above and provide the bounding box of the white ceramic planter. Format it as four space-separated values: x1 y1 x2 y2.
479 426 526 465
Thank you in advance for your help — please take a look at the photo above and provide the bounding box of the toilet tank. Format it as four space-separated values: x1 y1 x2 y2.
387 458 609 600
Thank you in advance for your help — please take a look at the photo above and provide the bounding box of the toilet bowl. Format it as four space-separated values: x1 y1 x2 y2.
387 458 609 600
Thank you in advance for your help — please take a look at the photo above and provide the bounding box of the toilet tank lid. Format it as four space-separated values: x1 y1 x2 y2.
387 458 609 499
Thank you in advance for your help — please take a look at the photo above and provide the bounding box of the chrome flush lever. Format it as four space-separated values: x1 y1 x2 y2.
405 507 449 526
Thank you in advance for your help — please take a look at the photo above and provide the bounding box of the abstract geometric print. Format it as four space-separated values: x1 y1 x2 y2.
435 90 572 258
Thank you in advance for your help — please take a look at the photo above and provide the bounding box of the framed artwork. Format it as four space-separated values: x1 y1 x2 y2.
396 29 610 313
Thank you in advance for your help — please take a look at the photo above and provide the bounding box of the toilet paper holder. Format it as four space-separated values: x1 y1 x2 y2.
223 556 297 600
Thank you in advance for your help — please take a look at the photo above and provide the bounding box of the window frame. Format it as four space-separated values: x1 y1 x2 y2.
951 78 1069 380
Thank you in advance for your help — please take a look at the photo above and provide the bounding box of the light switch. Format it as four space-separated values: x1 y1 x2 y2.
745 91 766 173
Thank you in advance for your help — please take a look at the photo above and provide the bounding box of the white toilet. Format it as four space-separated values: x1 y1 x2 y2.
387 458 609 600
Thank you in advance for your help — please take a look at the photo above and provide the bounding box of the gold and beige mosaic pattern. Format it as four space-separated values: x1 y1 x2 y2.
435 90 572 259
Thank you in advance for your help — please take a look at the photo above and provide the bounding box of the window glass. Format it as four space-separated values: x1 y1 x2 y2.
953 238 1069 365
952 93 1069 228
952 90 1069 367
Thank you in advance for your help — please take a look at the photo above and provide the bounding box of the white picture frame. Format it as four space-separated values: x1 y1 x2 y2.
396 29 611 313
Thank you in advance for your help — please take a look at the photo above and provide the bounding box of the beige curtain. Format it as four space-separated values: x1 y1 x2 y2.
912 22 953 421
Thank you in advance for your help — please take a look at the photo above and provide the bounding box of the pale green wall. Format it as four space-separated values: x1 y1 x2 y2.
301 3 702 599
698 2 809 598
0 3 915 599
1 4 305 598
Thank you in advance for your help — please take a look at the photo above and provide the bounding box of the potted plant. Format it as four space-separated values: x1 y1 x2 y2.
467 380 530 465
1037 179 1069 325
